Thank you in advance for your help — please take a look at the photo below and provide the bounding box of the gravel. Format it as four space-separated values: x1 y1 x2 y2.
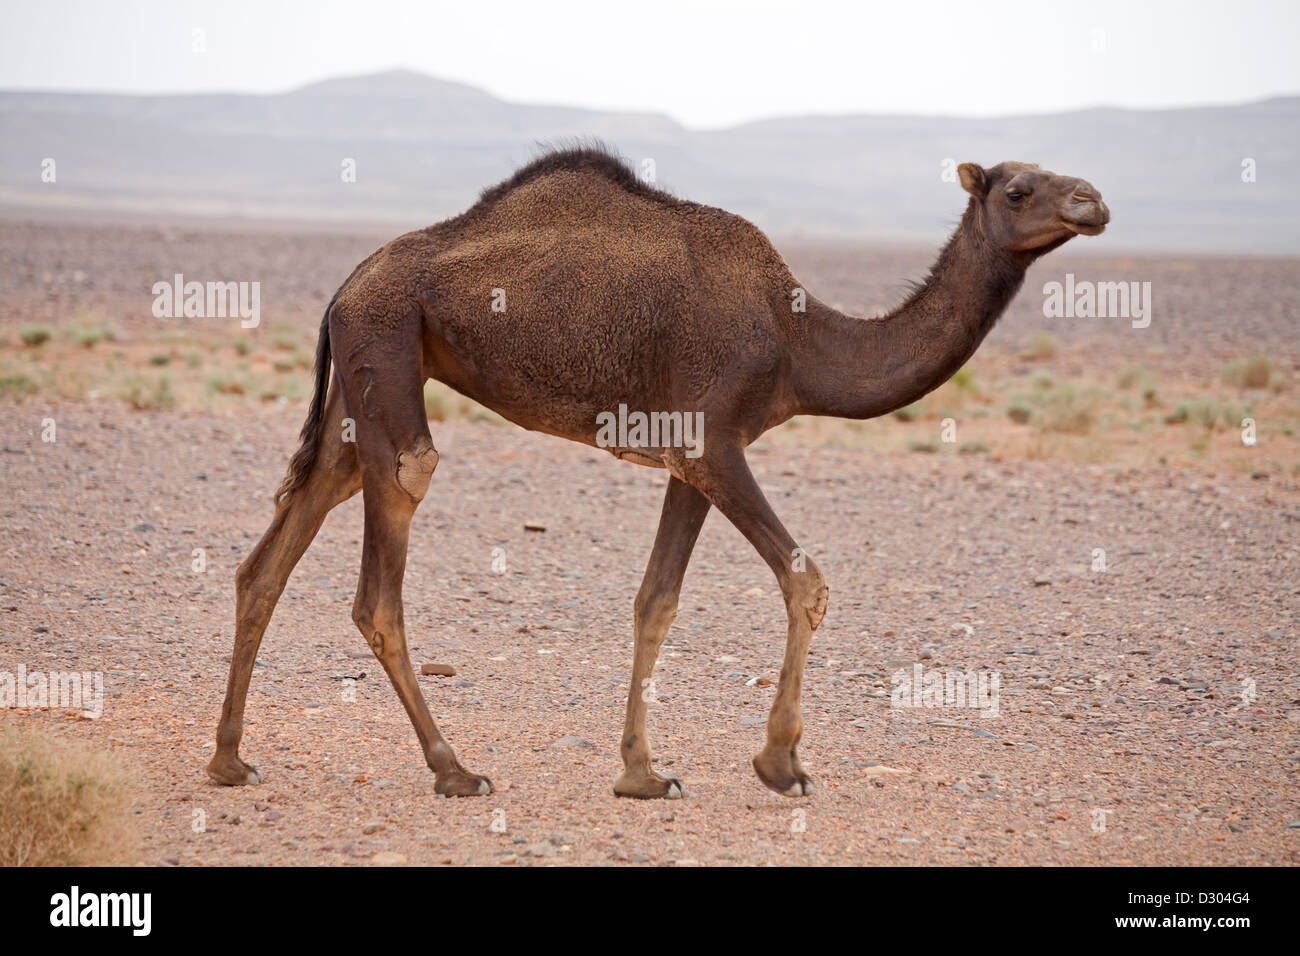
1 401 1297 865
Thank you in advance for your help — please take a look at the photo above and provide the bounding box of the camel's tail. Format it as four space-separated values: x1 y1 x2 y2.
273 305 332 507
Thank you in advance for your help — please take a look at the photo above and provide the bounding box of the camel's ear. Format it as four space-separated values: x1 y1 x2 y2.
958 162 989 198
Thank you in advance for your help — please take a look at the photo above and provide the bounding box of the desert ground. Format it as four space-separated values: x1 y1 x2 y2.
1 217 1297 866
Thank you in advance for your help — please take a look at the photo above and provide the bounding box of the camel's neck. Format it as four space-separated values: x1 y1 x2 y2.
792 208 1031 420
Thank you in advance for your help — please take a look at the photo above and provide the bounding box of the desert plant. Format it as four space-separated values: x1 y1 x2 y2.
1021 332 1058 361
75 326 111 348
892 401 922 422
0 374 37 398
1164 398 1250 430
20 326 52 347
1035 385 1098 435
951 365 977 393
122 374 176 410
1221 355 1272 390
0 725 137 866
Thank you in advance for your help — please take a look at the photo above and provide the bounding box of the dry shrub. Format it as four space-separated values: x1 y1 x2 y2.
1221 355 1272 390
0 724 137 866
1035 385 1098 435
1021 332 1059 361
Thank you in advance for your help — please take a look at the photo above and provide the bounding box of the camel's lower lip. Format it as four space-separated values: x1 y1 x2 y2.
1062 219 1106 236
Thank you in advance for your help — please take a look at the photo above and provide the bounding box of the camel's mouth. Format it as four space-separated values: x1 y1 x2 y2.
1060 195 1110 237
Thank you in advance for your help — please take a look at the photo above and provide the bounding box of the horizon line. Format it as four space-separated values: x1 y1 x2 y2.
1 67 1296 132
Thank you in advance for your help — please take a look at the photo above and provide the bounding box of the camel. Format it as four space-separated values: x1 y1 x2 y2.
207 147 1108 798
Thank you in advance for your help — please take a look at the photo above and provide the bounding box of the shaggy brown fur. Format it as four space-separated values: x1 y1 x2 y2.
211 146 1108 799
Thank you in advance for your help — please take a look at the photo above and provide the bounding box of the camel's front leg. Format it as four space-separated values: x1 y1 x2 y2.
614 476 711 799
691 448 828 797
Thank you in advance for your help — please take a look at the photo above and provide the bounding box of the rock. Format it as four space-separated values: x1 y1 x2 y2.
1032 576 1052 586
420 663 456 677
363 822 386 835
371 851 407 865
861 764 910 777
264 810 284 822
133 522 155 532
551 735 595 749
523 520 547 532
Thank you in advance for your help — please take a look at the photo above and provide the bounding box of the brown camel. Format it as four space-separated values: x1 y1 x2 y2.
208 147 1108 798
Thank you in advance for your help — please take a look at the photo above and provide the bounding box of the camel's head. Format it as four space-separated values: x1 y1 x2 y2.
958 161 1109 253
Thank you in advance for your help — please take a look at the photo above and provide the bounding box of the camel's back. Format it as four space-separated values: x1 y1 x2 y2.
344 149 801 437
425 152 795 313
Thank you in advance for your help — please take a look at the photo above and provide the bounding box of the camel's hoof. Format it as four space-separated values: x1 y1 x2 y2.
435 770 494 797
206 755 262 786
614 769 684 800
752 752 814 798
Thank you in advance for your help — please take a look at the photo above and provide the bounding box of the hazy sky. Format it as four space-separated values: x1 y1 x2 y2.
3 0 1297 127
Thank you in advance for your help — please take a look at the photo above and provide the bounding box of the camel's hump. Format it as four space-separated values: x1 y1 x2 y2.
474 144 680 211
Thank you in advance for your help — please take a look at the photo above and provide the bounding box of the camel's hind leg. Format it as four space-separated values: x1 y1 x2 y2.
614 476 710 799
333 321 492 797
208 377 361 785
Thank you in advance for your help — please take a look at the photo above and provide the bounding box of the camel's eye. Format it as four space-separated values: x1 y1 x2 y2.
1007 190 1027 204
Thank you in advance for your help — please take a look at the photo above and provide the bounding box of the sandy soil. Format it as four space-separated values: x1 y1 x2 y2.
1 401 1297 866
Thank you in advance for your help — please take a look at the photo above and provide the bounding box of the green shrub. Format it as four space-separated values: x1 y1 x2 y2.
20 326 52 347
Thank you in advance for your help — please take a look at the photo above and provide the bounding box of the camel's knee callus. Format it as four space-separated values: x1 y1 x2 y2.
396 443 438 502
808 581 829 630
790 570 829 631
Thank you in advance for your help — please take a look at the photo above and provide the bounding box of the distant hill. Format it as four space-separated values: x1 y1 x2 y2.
1 69 1296 252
